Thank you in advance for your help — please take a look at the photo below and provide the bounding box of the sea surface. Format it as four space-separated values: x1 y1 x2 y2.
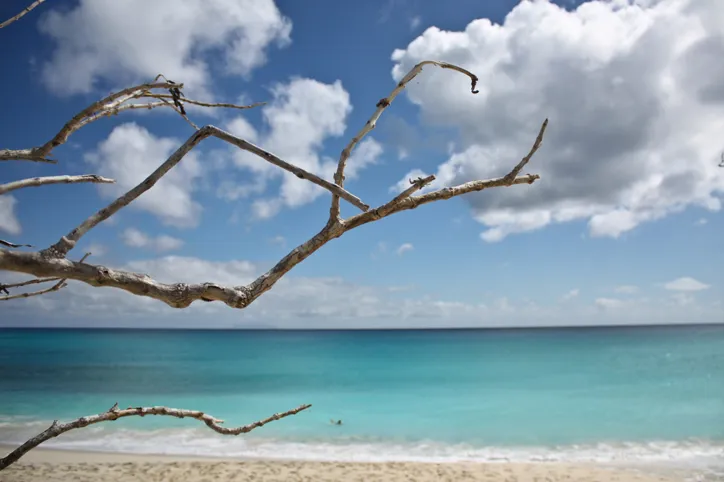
1 326 723 476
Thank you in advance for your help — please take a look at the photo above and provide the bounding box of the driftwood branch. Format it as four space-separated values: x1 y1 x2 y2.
0 253 90 301
1 119 547 309
0 402 311 470
143 94 266 111
0 0 46 29
0 80 266 163
328 60 479 221
0 7 544 474
0 175 115 196
40 124 368 259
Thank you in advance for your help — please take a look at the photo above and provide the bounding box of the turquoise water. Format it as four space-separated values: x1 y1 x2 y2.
1 326 723 470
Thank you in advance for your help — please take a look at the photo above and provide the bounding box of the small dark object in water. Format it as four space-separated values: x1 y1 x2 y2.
330 419 342 426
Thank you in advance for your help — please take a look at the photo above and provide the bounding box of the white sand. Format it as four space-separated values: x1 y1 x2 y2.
0 446 687 482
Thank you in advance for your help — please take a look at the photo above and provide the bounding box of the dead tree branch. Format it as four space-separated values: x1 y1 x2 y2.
38 124 368 260
0 6 545 473
0 80 267 163
0 0 47 29
0 278 59 301
0 402 311 470
0 253 90 301
329 60 480 221
0 239 33 249
0 119 547 309
0 175 115 195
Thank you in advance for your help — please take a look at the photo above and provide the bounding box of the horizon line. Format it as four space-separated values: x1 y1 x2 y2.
1 322 723 332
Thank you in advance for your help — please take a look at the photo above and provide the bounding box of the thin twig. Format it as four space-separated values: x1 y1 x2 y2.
392 175 436 203
0 239 33 249
0 402 311 470
0 253 90 301
42 125 368 259
0 80 267 163
503 119 548 184
1 277 60 290
0 175 115 195
0 0 47 29
144 94 266 110
329 60 479 221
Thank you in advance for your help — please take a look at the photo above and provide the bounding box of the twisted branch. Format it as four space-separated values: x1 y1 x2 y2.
0 119 547 309
0 402 311 470
329 60 479 221
0 80 266 163
41 125 367 259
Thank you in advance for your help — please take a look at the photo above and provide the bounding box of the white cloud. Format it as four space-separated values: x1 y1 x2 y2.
664 276 710 292
396 243 414 255
695 218 708 226
0 195 21 235
85 123 202 228
614 285 639 294
38 0 291 97
390 0 724 242
121 228 184 252
223 78 382 218
410 16 422 30
2 255 722 329
595 297 625 310
561 288 579 301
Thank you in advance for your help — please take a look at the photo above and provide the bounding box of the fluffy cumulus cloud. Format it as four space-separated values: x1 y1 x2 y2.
390 0 724 242
220 78 382 219
0 195 21 235
121 228 184 252
2 256 720 328
85 123 203 227
37 0 291 97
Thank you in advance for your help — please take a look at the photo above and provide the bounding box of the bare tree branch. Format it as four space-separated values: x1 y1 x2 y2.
0 7 545 473
328 60 480 221
143 94 266 111
0 119 547 309
0 175 115 196
0 239 33 249
0 402 311 470
0 253 90 301
0 276 60 290
0 0 47 29
392 175 437 203
0 80 264 163
40 125 368 259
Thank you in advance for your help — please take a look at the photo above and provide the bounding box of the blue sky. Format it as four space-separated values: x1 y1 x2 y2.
1 0 722 328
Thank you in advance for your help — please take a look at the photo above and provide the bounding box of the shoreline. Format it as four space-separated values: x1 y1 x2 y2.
0 446 693 481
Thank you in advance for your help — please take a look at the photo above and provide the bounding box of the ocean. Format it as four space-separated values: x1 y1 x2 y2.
1 326 723 476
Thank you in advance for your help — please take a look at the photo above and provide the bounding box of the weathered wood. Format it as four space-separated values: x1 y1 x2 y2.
0 403 311 470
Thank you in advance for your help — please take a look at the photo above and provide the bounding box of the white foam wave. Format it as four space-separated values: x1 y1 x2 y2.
1 419 723 477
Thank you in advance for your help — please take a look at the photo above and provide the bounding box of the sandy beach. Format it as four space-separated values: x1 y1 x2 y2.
0 447 691 482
